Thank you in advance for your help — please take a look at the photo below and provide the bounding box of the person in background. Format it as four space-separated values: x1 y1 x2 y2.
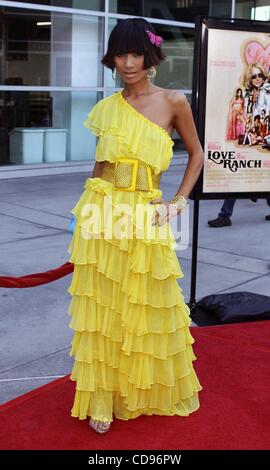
208 198 270 227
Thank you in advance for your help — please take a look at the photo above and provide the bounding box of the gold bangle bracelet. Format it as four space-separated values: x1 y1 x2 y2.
169 194 187 213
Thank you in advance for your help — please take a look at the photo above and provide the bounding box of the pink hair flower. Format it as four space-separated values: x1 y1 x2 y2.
145 30 164 47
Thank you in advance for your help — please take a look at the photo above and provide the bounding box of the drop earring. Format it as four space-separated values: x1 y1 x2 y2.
147 66 157 80
112 68 116 80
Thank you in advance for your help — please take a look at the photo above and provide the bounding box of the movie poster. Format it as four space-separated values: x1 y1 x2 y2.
203 28 270 193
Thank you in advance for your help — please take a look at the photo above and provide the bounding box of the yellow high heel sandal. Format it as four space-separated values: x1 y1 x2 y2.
89 418 112 434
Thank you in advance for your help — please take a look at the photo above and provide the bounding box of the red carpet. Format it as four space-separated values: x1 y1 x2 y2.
1 320 269 450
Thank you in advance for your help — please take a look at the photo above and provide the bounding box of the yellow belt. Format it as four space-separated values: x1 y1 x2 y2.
100 158 161 192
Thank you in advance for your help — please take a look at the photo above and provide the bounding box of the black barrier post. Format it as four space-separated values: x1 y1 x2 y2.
189 199 200 311
188 15 203 314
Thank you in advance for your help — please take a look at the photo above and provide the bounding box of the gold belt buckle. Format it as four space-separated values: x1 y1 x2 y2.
113 158 138 191
113 157 153 192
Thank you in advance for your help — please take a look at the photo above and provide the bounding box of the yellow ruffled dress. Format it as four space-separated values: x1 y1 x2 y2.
67 90 202 422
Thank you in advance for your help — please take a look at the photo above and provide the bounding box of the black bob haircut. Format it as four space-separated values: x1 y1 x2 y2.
101 17 166 71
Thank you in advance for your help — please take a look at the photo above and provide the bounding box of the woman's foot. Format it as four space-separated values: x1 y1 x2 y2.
89 418 111 434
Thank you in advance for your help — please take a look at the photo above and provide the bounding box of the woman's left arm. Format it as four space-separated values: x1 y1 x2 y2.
151 91 204 226
171 91 204 199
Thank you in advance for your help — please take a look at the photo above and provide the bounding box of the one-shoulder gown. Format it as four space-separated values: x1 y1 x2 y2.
67 90 202 422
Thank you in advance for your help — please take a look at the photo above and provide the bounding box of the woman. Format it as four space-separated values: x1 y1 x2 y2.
243 62 268 119
260 109 268 138
227 88 245 140
253 115 262 138
67 17 203 434
243 118 252 146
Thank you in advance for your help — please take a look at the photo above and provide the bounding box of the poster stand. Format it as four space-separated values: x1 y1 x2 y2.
189 16 270 316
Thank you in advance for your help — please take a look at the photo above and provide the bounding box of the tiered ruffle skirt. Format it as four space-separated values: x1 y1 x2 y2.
67 176 202 421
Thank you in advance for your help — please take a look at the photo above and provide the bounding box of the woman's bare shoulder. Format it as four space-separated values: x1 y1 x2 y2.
153 87 188 111
165 89 188 105
161 90 191 122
